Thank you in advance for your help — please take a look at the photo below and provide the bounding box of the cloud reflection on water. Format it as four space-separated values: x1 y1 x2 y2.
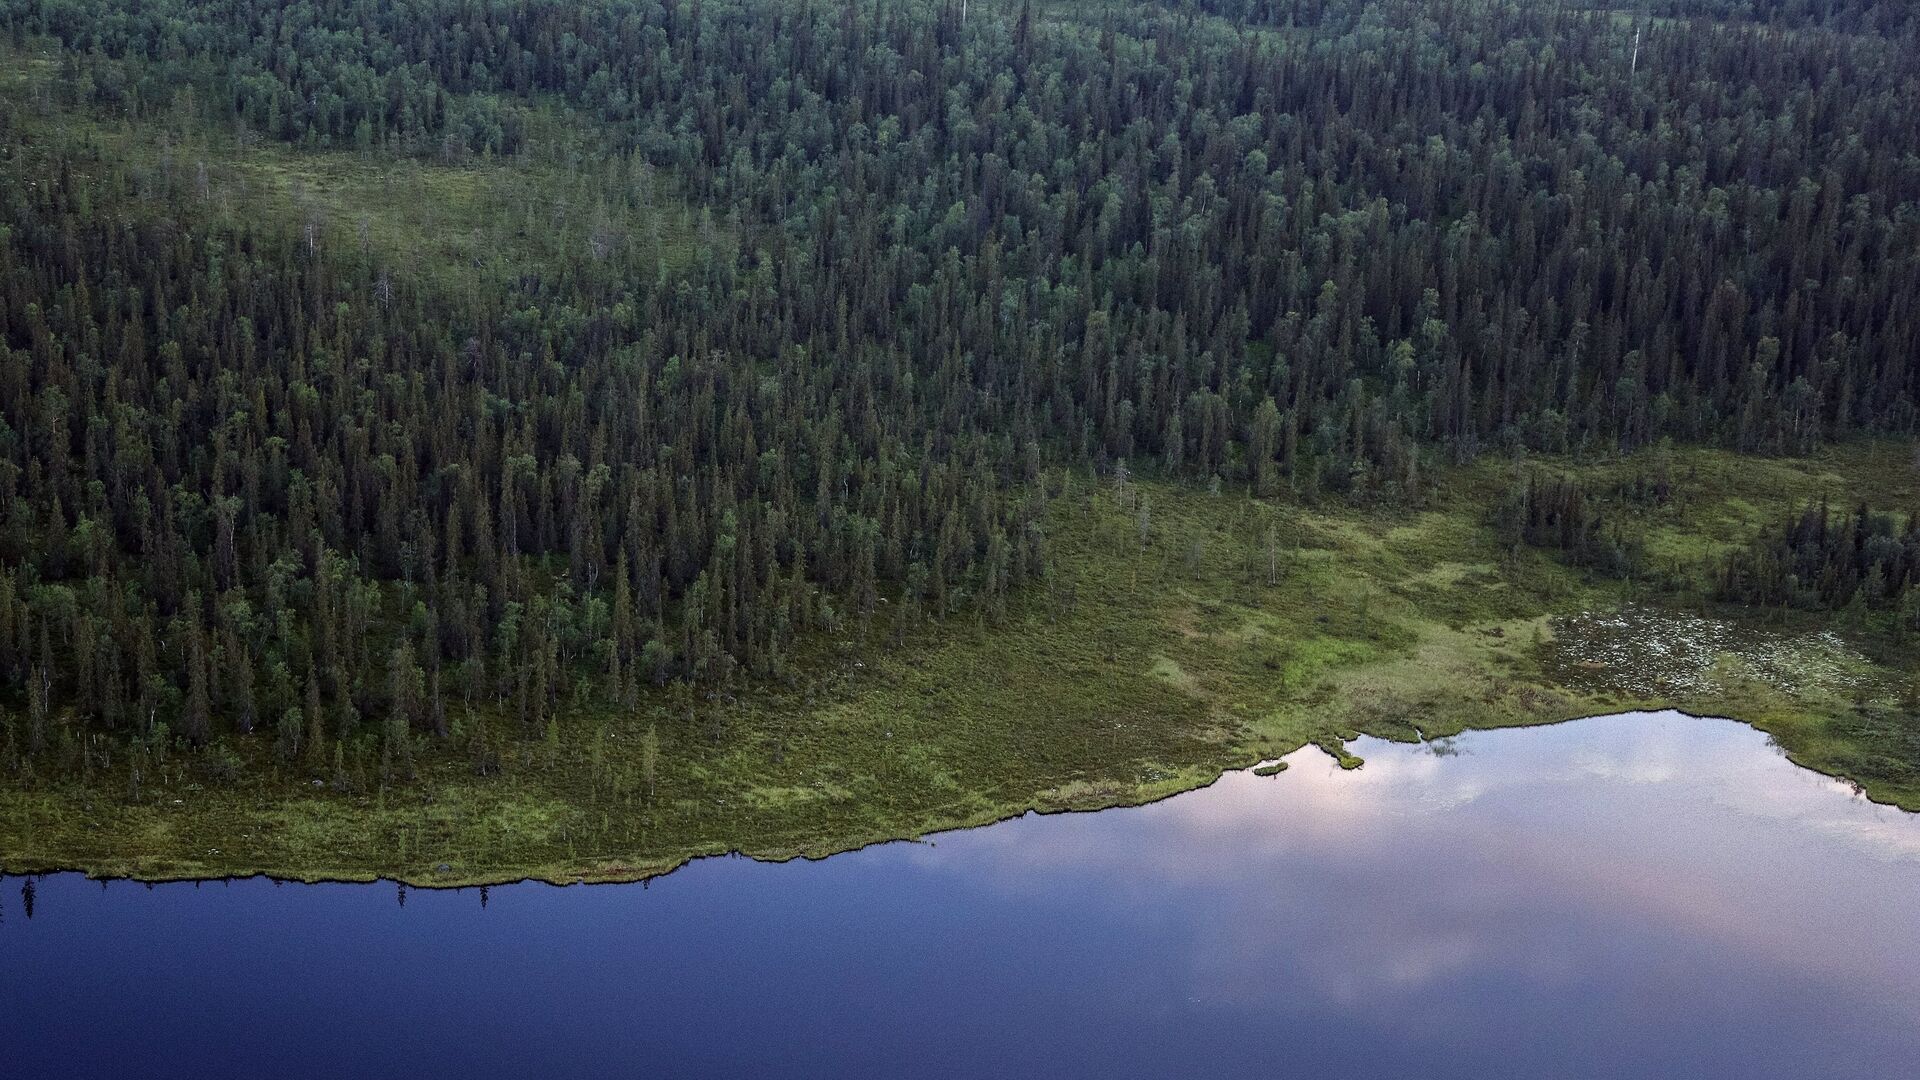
906 711 1920 1028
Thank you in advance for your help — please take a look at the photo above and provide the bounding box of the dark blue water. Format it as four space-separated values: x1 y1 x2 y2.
5 711 1919 1079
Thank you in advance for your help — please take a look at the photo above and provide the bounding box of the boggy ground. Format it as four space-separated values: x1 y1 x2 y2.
2 441 1916 886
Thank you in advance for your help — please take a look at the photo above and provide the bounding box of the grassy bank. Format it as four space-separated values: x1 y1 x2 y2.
3 441 1914 886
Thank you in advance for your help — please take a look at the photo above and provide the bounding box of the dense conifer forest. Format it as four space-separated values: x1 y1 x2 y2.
0 0 1916 877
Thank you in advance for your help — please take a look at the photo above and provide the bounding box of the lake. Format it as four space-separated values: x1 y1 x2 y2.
5 711 1919 1078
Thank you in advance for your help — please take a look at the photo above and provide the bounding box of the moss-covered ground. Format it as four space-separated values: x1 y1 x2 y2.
3 441 1915 886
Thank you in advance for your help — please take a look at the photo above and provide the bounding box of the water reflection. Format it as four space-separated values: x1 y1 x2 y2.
4 712 1918 1079
904 716 1920 1033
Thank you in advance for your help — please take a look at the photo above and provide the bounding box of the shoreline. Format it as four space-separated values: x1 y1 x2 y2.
4 445 1916 890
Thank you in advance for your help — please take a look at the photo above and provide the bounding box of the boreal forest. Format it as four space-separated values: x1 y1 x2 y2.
0 0 1916 882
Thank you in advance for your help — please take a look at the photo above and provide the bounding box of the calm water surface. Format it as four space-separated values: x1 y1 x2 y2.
5 711 1920 1078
